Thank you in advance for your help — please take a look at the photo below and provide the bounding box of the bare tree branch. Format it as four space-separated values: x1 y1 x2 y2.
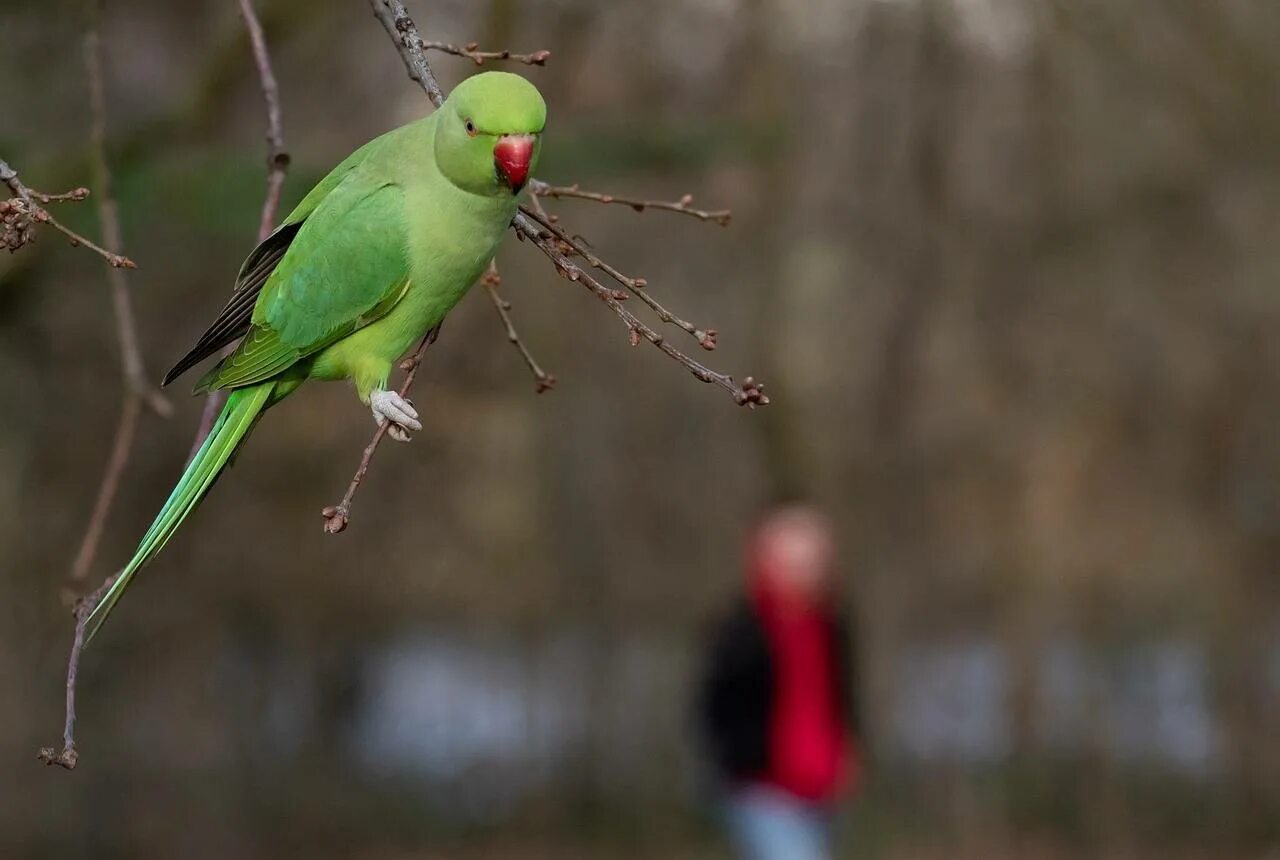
84 20 172 419
43 0 290 771
238 0 290 239
513 211 767 406
483 261 556 393
371 0 446 108
1 159 136 267
426 40 550 67
519 202 720 351
24 185 91 205
64 10 173 604
67 395 140 584
64 3 172 586
322 325 442 534
63 0 180 589
41 0 178 771
189 0 291 459
37 574 115 770
530 180 732 225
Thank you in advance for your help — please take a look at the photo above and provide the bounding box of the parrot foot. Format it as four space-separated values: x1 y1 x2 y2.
370 389 421 442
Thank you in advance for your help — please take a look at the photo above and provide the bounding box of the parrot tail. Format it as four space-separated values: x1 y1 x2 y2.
84 382 275 644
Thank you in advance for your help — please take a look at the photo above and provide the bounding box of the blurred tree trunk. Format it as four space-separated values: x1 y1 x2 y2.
848 0 958 790
738 0 811 504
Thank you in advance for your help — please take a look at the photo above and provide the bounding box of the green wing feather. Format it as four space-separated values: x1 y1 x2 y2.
162 137 392 387
199 176 412 392
196 325 302 391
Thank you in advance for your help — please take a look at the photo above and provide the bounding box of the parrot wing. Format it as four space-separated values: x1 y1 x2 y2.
163 134 389 387
162 221 304 386
196 173 412 392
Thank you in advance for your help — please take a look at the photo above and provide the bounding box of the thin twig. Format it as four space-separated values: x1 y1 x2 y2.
520 202 719 350
237 0 290 241
43 0 172 771
513 211 767 407
38 574 116 770
43 0 290 771
530 180 732 226
190 0 291 459
68 395 140 583
322 325 442 534
370 0 446 108
67 3 172 588
1 158 136 267
425 40 550 67
84 20 171 417
27 186 91 204
524 185 554 223
483 261 555 393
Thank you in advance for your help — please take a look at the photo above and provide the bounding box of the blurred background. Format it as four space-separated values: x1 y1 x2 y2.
3 0 1280 857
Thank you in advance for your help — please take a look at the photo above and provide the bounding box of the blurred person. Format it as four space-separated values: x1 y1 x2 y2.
698 505 860 860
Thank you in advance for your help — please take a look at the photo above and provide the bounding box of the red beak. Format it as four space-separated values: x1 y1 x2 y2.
494 134 534 193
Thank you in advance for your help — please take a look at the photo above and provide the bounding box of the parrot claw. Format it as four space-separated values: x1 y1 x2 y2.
385 423 413 443
370 388 421 440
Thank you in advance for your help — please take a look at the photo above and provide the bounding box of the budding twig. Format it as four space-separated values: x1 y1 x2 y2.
1 158 136 268
529 180 732 226
483 261 556 393
513 212 767 407
27 186 91 204
323 325 441 534
426 40 550 67
520 203 719 351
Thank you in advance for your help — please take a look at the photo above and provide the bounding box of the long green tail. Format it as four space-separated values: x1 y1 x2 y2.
84 382 274 644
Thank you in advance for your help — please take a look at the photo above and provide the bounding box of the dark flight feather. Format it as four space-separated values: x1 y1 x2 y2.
162 221 303 387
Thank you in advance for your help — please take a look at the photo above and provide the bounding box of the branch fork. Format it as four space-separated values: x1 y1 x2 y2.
1 159 136 267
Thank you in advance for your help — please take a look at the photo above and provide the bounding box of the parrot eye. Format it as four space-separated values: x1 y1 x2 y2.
465 119 477 138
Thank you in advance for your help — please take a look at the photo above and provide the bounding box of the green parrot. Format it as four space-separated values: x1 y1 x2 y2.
84 71 546 643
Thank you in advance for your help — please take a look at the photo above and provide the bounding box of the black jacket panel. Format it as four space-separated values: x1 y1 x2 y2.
697 598 858 781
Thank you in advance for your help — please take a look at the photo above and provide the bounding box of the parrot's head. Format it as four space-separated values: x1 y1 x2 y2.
436 71 547 197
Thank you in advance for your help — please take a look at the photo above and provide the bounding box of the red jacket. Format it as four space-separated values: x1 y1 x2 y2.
699 595 861 803
754 586 851 801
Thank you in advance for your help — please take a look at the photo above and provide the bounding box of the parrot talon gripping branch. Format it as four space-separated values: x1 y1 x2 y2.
370 388 422 440
36 0 765 768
